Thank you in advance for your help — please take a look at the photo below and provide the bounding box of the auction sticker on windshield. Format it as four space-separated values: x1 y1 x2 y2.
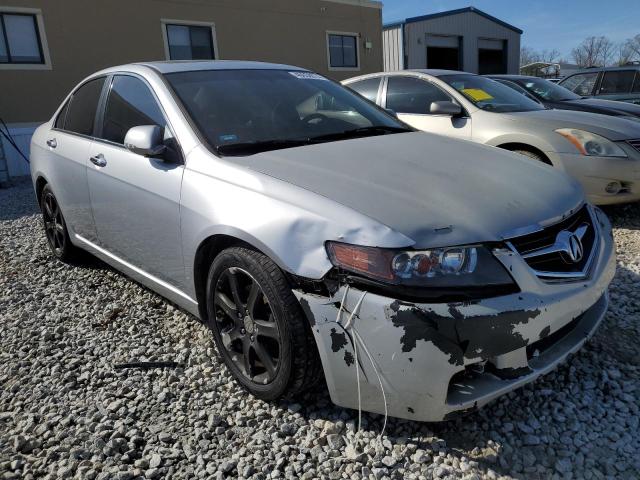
462 88 494 101
289 71 328 81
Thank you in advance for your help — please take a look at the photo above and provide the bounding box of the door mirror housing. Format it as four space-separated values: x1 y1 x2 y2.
430 101 462 116
124 125 166 158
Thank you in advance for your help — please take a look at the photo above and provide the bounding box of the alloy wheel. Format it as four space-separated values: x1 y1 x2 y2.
42 192 66 255
213 267 281 384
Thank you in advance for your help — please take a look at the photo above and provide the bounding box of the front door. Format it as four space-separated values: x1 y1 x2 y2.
384 76 471 140
87 74 186 288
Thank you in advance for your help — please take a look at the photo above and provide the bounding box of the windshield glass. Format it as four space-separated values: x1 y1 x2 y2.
516 77 581 101
165 69 409 155
440 74 544 112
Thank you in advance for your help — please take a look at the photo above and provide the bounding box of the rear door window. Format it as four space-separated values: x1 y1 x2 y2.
599 70 635 94
386 76 451 114
347 78 382 103
64 78 106 136
633 73 640 93
54 101 70 130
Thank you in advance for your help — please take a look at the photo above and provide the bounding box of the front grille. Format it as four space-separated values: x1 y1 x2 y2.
507 205 597 280
627 139 640 153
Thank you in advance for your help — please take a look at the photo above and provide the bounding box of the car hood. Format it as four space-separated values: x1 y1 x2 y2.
502 109 640 141
232 132 583 248
565 98 640 118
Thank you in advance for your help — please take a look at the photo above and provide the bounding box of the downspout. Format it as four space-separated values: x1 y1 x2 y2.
402 23 407 70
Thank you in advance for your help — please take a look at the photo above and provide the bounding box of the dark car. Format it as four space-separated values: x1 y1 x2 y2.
489 74 640 119
558 66 640 105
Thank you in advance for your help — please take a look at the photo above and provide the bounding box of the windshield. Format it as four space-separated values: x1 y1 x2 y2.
165 69 409 155
515 77 581 102
440 74 544 113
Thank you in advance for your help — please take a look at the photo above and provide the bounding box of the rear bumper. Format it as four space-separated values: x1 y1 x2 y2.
294 212 616 422
546 150 640 205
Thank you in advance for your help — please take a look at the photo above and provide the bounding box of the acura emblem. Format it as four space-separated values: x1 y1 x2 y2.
522 223 589 264
565 232 584 263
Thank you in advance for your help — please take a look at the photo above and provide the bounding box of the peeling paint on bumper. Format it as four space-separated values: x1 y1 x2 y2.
294 214 616 422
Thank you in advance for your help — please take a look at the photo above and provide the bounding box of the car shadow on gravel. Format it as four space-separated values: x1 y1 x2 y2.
603 202 640 230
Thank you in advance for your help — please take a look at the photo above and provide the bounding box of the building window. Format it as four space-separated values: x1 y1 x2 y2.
0 13 44 64
163 22 216 60
327 32 359 70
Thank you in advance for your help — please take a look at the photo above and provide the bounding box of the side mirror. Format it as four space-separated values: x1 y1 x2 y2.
430 101 462 116
124 125 166 158
385 108 398 118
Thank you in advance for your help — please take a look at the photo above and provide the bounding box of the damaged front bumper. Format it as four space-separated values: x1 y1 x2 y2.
294 212 616 422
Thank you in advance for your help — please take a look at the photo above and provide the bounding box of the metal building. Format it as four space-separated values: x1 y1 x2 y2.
383 7 522 74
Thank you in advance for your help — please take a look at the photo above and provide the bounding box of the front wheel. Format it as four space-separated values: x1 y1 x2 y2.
511 149 551 165
205 247 322 400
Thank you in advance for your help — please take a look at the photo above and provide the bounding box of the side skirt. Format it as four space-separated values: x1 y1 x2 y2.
74 234 201 318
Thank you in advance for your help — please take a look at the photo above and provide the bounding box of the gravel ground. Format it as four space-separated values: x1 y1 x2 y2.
0 180 638 480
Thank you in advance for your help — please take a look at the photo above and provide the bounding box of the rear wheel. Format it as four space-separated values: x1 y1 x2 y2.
205 247 322 400
40 184 81 263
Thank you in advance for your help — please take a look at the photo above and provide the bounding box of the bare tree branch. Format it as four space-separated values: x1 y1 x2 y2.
571 36 615 67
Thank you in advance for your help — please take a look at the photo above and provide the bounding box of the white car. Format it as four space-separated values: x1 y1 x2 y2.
344 70 640 205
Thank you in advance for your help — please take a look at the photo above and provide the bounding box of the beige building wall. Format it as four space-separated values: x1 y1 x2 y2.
0 0 383 123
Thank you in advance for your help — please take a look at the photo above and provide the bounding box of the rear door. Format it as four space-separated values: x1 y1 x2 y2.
87 73 186 288
596 70 640 104
46 77 107 242
383 75 471 139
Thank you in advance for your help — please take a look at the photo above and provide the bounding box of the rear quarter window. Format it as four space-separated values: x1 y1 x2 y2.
64 77 106 136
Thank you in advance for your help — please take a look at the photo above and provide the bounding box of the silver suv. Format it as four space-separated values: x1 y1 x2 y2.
31 61 615 422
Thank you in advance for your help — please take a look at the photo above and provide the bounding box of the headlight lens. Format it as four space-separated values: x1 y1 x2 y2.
556 128 627 158
326 242 514 288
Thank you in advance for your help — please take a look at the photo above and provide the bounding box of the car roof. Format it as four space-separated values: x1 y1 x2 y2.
407 69 471 77
569 65 640 75
343 69 472 83
486 74 538 80
105 60 309 75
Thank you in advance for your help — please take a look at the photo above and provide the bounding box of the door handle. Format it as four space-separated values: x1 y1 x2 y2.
46 138 57 148
90 153 107 167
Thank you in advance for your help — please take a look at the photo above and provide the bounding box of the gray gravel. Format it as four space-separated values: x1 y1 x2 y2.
1 180 639 480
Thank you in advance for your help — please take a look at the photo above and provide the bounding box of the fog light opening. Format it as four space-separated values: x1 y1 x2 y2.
605 181 622 194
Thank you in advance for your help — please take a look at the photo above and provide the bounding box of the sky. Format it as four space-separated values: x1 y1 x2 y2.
382 0 640 60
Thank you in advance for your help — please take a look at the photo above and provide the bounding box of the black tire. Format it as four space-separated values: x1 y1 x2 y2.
512 149 551 165
40 184 82 263
205 247 322 400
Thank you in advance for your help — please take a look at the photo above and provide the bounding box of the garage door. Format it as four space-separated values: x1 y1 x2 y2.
426 35 460 70
478 38 506 75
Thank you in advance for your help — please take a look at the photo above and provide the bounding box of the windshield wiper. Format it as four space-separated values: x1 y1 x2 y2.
216 139 311 156
216 126 413 155
306 125 412 143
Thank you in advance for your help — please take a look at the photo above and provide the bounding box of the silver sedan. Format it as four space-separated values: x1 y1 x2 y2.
344 70 640 205
30 61 615 422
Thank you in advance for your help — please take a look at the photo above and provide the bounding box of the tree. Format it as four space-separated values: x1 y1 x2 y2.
571 36 615 67
520 46 539 66
622 34 640 63
538 49 561 64
616 42 635 66
520 47 560 67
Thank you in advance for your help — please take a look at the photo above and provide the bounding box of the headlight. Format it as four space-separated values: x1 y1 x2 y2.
556 129 627 158
325 242 514 288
